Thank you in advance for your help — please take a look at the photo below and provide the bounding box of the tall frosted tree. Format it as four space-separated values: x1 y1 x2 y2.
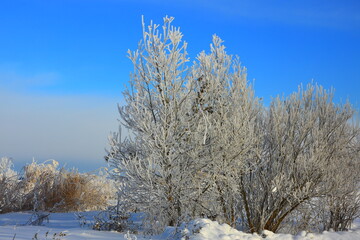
106 16 196 228
106 16 259 229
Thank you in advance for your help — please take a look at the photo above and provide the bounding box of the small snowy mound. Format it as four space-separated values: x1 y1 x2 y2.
162 218 360 240
163 219 261 240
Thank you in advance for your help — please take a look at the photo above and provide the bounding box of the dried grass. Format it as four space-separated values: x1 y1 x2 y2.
1 158 115 213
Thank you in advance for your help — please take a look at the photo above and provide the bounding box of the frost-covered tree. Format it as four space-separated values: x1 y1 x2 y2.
106 16 360 234
106 16 259 230
0 157 19 213
189 37 262 227
238 85 360 233
106 16 198 229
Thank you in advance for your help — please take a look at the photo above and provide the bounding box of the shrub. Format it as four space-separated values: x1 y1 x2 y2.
23 160 115 212
0 157 21 213
0 159 115 213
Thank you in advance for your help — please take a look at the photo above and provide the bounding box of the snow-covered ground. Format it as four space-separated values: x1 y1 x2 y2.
0 211 138 240
1 212 359 240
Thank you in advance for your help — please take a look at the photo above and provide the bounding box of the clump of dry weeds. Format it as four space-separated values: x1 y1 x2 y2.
1 158 115 213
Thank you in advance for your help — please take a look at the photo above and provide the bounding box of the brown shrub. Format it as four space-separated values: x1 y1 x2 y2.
1 159 115 213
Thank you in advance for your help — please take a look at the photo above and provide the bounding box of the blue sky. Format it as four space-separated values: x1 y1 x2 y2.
1 0 359 171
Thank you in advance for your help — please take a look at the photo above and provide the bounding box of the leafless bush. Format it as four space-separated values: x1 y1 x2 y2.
0 157 22 213
22 160 115 212
27 212 50 226
0 159 115 213
237 85 360 233
93 210 132 232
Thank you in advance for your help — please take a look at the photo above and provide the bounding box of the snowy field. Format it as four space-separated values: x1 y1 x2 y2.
1 212 360 240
